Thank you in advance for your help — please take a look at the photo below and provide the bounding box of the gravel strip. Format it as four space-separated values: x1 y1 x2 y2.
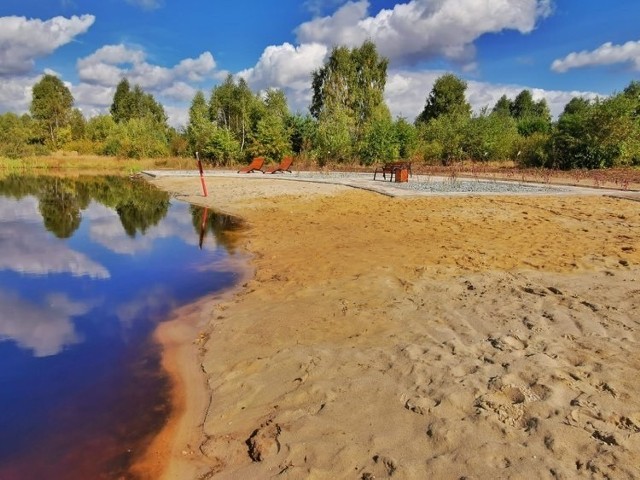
393 178 569 194
292 171 569 194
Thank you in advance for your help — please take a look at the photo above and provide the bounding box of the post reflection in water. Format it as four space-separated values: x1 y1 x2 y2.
0 175 243 479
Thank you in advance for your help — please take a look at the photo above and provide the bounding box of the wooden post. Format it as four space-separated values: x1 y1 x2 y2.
196 152 208 197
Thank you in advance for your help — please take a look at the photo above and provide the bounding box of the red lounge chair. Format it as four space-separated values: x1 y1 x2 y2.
237 157 265 173
264 156 294 174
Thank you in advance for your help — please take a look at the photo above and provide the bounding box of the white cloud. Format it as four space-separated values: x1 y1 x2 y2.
239 42 328 91
71 82 116 109
0 290 92 357
235 0 555 115
296 0 552 67
77 44 144 85
174 52 217 82
0 14 95 76
161 82 197 101
73 45 218 119
0 75 37 113
238 42 328 114
76 47 215 89
164 104 189 129
297 1 370 49
552 40 640 73
384 69 601 120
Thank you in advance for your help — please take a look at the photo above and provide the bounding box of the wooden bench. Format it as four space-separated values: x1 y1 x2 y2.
373 161 412 182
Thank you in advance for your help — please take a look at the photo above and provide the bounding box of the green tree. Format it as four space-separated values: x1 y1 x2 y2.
186 90 215 156
69 108 86 140
111 78 132 123
311 41 390 142
86 114 116 143
288 114 316 155
248 89 292 162
314 107 355 164
416 74 471 124
129 85 167 126
492 95 513 117
417 113 469 164
509 90 551 136
393 117 418 159
104 117 169 158
264 89 289 121
623 80 640 117
203 127 240 166
110 78 167 127
462 110 519 162
562 96 591 115
30 74 74 148
510 90 536 119
549 91 640 169
249 114 291 162
0 113 31 158
359 116 399 165
515 132 551 167
209 75 258 153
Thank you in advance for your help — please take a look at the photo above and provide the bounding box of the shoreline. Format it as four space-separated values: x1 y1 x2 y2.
131 255 253 479
142 175 640 479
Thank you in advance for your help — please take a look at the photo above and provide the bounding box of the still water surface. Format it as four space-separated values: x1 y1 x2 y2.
0 175 241 479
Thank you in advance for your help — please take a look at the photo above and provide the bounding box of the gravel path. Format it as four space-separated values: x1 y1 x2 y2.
143 169 633 198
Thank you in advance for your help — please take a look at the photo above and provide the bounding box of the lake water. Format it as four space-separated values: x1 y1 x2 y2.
0 175 242 479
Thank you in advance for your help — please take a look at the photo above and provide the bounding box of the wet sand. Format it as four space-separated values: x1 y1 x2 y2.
140 175 640 479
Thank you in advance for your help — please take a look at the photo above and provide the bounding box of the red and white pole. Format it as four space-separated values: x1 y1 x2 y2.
196 151 208 197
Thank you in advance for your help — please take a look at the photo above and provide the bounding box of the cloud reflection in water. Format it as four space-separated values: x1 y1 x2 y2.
0 290 93 357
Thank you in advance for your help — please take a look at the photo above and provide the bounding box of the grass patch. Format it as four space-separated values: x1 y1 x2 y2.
0 154 199 176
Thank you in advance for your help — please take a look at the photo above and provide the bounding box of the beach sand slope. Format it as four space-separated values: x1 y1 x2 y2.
146 177 640 480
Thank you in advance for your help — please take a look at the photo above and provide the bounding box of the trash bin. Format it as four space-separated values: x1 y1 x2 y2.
395 167 409 182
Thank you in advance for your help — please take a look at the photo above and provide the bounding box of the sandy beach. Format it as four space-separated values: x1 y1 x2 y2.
139 174 639 479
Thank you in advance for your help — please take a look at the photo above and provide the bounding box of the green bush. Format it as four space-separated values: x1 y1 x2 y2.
104 118 169 158
359 117 399 166
462 113 518 162
514 132 551 168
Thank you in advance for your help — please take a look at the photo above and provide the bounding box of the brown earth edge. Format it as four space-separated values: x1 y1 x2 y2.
135 175 639 479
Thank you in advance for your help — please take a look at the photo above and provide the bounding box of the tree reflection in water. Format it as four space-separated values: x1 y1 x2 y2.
0 174 243 245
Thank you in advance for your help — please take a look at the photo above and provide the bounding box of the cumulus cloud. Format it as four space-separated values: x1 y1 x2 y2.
236 0 555 114
238 42 328 114
296 0 553 67
551 40 640 73
0 290 92 356
71 82 117 110
161 82 197 101
77 45 215 90
0 75 37 113
73 46 217 120
384 69 601 121
239 42 327 91
0 14 95 76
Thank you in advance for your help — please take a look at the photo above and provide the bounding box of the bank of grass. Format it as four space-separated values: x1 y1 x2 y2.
0 153 196 177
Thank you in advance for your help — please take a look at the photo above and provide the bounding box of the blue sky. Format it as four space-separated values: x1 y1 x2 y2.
1 0 639 126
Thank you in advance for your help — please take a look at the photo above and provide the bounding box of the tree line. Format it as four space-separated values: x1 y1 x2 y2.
1 41 639 170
